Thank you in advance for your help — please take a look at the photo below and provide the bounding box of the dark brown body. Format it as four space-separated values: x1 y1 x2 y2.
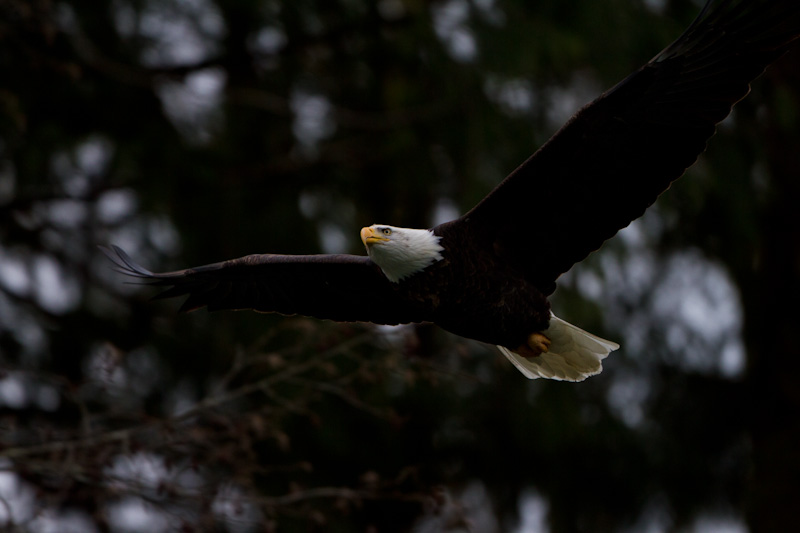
421 221 551 349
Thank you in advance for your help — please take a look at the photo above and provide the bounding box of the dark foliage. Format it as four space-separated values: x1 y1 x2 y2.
1 0 799 531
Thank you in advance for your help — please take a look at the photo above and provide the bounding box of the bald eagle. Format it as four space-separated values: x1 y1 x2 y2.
104 0 800 381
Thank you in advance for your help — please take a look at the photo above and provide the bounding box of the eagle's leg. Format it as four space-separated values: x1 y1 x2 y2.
516 332 551 358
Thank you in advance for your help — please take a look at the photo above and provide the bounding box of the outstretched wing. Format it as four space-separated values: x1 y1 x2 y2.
101 246 427 325
459 0 800 293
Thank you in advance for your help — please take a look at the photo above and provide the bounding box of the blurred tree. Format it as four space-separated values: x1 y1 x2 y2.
0 0 798 531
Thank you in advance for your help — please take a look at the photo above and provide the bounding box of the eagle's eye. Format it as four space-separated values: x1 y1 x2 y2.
382 228 392 236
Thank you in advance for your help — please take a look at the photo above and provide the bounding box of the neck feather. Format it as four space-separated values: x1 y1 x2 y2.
368 228 444 283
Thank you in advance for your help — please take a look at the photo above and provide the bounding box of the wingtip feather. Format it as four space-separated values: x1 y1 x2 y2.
99 244 156 278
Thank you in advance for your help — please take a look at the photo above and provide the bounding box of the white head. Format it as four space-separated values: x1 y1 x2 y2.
360 224 445 283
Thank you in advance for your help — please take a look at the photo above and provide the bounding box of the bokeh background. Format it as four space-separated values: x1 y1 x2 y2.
1 0 799 531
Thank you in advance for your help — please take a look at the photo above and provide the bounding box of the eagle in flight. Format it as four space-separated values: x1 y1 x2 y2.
105 0 800 381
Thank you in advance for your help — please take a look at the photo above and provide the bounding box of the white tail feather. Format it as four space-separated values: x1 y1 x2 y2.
498 314 619 382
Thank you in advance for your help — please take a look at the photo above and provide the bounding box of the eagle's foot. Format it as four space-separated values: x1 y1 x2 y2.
516 332 551 358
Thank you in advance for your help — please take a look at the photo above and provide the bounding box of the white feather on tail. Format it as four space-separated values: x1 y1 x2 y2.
497 314 619 382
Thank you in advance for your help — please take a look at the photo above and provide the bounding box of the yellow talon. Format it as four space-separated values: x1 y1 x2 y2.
516 332 551 358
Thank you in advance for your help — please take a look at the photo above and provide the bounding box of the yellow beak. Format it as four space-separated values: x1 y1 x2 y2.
361 226 389 247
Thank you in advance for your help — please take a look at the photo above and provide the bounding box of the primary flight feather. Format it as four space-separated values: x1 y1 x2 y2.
104 0 800 381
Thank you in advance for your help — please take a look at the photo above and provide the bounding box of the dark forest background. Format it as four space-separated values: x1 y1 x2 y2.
1 0 799 531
